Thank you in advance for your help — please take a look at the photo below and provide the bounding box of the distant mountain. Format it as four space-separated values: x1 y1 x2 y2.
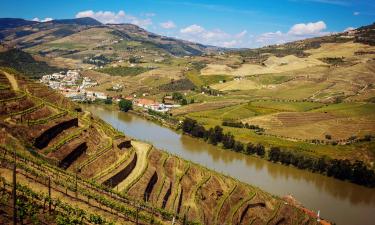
0 17 222 57
49 17 102 26
0 18 39 29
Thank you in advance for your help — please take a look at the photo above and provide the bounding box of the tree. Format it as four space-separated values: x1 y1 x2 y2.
325 134 332 140
246 143 256 155
181 98 188 105
104 97 112 105
269 147 281 162
119 99 132 112
172 92 184 101
129 56 139 63
182 118 197 133
191 124 206 138
233 141 244 152
222 133 235 149
255 144 265 157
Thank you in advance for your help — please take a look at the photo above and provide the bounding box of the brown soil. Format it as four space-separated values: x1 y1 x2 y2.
217 185 249 224
179 165 205 217
0 98 34 114
23 105 55 121
276 112 336 127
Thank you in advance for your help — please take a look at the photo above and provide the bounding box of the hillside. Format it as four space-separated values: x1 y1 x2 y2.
0 17 221 61
0 48 61 78
0 68 321 224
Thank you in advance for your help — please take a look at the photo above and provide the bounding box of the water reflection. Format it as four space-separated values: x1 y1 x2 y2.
83 105 375 225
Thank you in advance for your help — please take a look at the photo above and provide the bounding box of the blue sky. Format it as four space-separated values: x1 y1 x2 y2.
1 0 374 47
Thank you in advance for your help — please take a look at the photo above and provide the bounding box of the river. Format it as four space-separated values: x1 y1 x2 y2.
83 104 375 225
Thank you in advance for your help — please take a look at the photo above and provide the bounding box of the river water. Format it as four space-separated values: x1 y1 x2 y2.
83 105 375 225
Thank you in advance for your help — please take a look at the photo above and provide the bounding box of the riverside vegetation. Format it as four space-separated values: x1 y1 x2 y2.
181 117 375 187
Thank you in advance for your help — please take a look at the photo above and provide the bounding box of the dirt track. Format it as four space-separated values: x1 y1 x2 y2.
115 141 151 191
2 71 19 91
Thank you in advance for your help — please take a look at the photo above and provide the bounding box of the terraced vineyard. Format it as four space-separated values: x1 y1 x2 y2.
0 68 320 224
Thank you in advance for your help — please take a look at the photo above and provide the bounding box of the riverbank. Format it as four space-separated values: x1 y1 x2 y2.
82 104 375 225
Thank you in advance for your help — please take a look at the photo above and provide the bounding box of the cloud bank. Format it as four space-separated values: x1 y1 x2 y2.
75 10 152 27
255 21 329 46
177 21 329 47
179 24 247 47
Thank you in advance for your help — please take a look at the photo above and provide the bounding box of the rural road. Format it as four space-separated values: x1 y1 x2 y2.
2 71 19 91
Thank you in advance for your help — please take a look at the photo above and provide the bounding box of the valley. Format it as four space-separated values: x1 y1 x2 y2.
0 68 322 224
0 15 374 225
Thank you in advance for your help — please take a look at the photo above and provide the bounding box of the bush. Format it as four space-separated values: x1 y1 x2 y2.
119 99 132 112
255 144 265 157
233 141 244 152
104 97 112 105
325 134 332 140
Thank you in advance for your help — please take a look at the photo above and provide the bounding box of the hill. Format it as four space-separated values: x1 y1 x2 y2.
0 48 61 78
0 17 222 59
0 18 39 29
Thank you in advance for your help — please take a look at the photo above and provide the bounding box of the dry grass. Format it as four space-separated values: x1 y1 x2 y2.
115 141 151 191
201 55 325 76
211 79 260 91
306 41 375 59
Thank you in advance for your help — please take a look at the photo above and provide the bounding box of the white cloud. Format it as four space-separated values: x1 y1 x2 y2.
180 24 205 34
235 30 247 39
178 24 248 47
31 17 53 22
353 11 360 16
344 27 355 32
221 40 239 48
144 13 156 17
42 18 53 22
254 21 329 46
75 10 152 27
288 21 327 35
160 21 176 29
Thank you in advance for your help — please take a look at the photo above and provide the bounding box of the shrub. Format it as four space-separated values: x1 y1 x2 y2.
119 99 132 112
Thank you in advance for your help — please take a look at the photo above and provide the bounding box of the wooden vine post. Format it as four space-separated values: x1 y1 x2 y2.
136 204 139 225
12 148 17 225
48 176 51 212
75 172 78 198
